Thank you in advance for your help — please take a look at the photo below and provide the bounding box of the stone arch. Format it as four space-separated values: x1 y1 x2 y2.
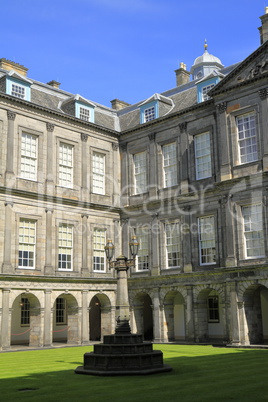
195 286 225 343
163 290 186 342
131 291 153 340
52 293 79 344
11 292 42 347
240 283 268 344
89 293 112 341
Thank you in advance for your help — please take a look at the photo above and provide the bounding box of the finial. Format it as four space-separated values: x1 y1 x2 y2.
204 39 208 52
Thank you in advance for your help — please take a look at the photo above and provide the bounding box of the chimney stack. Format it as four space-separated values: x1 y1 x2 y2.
110 99 130 110
174 63 190 86
47 80 61 89
259 7 268 44
0 58 28 76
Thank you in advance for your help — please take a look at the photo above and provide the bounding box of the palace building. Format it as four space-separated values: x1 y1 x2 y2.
1 8 268 349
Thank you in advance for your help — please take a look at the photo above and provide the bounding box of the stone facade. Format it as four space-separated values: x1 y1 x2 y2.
0 9 268 350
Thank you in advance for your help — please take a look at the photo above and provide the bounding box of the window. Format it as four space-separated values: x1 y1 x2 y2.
20 298 30 325
20 133 38 180
165 222 181 268
242 204 265 258
208 296 219 322
194 132 212 180
162 143 177 187
11 83 25 99
56 298 67 324
237 113 258 164
144 106 155 122
134 151 147 194
92 152 105 195
19 219 36 269
93 228 106 271
198 216 216 265
136 228 149 270
202 84 215 101
79 106 90 121
59 142 73 188
58 224 73 270
140 100 158 123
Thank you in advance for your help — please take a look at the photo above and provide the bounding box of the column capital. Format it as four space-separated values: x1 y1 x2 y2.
7 110 16 120
148 132 156 141
45 208 54 213
259 87 268 99
112 142 119 151
179 122 187 133
81 133 88 142
216 102 227 113
46 122 55 132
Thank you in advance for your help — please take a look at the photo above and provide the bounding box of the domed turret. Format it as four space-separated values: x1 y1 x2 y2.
190 41 224 80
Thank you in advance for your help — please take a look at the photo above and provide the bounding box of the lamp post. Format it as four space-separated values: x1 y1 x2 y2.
105 236 139 334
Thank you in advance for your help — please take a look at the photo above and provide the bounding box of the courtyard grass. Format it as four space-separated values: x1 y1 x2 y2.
0 344 267 402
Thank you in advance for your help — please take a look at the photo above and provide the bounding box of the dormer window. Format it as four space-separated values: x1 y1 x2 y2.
197 75 221 103
202 83 215 101
11 83 25 99
140 100 158 123
79 106 90 121
5 72 32 101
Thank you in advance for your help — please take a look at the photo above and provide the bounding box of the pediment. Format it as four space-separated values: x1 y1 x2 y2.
210 41 268 96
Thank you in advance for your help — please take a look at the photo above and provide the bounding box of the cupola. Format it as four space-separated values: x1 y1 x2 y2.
190 41 224 80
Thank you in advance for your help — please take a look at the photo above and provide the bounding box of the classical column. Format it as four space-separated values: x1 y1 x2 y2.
182 206 192 272
43 290 53 347
120 143 129 204
5 110 16 186
81 133 88 192
81 290 89 345
81 214 89 277
2 202 13 274
219 195 237 267
148 133 158 199
227 282 240 345
151 214 160 276
185 285 195 342
259 88 268 170
1 288 11 350
44 208 54 275
179 122 189 193
152 289 161 342
46 122 55 195
216 102 232 181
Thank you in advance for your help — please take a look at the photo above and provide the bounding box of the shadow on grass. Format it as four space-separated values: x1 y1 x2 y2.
1 347 268 402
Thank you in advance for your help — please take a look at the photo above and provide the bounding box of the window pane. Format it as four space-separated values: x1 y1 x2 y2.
165 222 181 268
163 143 177 188
242 204 265 258
144 106 155 122
19 219 36 269
79 107 90 121
198 216 216 265
93 228 106 271
134 152 147 194
11 83 25 99
136 228 149 270
194 133 212 180
58 224 73 270
59 143 73 187
92 152 105 194
237 114 258 164
21 133 37 180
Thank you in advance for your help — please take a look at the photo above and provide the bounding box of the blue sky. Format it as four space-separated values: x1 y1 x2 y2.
1 1 265 107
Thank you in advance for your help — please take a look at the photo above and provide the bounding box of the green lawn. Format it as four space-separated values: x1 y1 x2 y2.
0 344 267 401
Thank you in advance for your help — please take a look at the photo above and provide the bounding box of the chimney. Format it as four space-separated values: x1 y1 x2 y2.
174 63 190 86
0 58 28 77
259 7 268 44
47 80 61 89
110 98 130 110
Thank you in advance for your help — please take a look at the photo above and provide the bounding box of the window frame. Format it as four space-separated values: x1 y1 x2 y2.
241 203 265 259
207 296 220 323
236 112 258 165
55 297 67 325
6 76 31 101
93 227 106 272
20 297 30 326
165 221 181 268
20 132 38 181
92 151 106 195
58 141 74 188
140 100 158 123
162 142 178 188
58 223 73 271
198 215 216 266
194 132 212 180
133 151 147 195
75 101 95 123
135 227 149 271
18 218 36 270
